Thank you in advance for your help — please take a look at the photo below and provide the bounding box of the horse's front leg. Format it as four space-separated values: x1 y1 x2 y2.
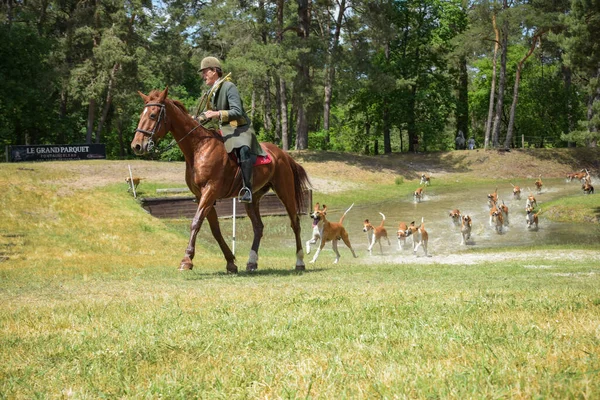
179 196 215 271
206 206 238 274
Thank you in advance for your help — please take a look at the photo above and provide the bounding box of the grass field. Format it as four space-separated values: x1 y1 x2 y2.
1 149 599 398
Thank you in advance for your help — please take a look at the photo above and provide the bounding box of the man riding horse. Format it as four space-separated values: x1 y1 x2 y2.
194 56 266 203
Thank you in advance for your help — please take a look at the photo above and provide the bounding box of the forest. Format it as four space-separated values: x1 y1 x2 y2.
1 0 599 161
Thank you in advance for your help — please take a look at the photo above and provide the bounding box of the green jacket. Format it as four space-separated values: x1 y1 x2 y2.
196 78 266 157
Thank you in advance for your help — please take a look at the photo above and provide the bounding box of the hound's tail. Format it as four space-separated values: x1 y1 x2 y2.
339 203 355 224
378 212 386 227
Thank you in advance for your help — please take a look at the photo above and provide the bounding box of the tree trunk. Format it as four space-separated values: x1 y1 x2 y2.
484 13 500 150
251 88 256 123
586 66 600 148
491 18 509 148
86 98 96 144
295 106 308 149
323 0 346 143
280 78 289 150
457 55 469 144
505 34 542 149
263 75 273 133
274 76 281 143
95 62 120 144
408 86 417 153
562 65 575 147
383 106 391 154
294 0 310 150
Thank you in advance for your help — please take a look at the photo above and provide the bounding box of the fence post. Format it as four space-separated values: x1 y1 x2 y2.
128 165 137 199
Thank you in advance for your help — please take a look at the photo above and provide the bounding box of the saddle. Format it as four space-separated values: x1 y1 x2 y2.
228 144 272 166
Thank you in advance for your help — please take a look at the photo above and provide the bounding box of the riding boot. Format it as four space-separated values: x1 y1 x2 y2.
238 146 254 203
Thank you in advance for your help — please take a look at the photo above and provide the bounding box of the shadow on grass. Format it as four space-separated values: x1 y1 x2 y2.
181 266 329 280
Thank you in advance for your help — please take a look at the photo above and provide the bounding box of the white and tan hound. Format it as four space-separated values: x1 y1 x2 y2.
449 209 461 226
460 215 472 245
535 175 543 193
396 221 409 250
414 187 424 203
582 182 594 195
403 218 429 256
306 202 323 254
526 206 541 229
487 187 498 208
510 183 521 200
363 212 391 255
308 203 358 264
126 176 144 192
566 169 587 183
499 200 509 226
526 193 538 210
420 174 431 185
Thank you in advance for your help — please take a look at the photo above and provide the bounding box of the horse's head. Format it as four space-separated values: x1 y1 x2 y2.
131 87 170 155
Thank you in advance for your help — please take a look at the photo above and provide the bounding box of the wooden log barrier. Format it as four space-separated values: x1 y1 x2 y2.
140 190 312 219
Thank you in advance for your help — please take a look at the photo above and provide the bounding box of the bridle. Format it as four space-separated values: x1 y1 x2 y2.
135 100 213 155
135 102 166 152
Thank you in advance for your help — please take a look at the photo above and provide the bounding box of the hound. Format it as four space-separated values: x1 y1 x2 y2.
363 213 391 255
403 218 429 256
487 187 498 208
489 200 499 227
491 208 504 233
499 200 509 226
306 203 323 254
566 169 587 183
449 209 461 226
582 182 594 195
309 203 358 264
535 175 543 193
526 193 538 209
126 176 144 192
397 221 409 250
510 183 521 200
526 206 541 229
414 187 424 203
420 174 431 185
460 215 472 245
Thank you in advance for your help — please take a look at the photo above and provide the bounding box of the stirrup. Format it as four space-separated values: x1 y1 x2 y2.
238 187 252 203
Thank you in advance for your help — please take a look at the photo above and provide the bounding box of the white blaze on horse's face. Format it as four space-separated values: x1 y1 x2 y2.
131 88 169 155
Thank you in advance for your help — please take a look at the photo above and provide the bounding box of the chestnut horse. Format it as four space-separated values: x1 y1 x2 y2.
131 87 311 273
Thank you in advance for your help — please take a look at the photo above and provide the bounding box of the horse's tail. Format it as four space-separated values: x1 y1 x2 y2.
289 156 312 214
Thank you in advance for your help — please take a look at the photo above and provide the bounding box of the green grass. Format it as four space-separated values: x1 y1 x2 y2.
539 193 600 223
1 160 600 398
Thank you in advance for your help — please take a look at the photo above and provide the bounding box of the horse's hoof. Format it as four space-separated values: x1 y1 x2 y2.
226 262 238 274
246 262 258 272
179 262 193 271
295 264 306 271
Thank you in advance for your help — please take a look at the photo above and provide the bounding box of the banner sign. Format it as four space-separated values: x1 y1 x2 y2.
6 144 106 162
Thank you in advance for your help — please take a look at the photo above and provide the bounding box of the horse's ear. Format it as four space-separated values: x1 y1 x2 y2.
138 91 149 103
159 86 169 102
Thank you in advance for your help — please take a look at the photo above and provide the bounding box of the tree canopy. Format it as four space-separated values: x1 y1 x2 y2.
1 0 598 160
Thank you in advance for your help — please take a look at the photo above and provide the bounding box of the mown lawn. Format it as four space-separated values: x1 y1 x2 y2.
1 159 599 398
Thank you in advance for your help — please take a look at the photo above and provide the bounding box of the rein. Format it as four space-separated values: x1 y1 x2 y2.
136 101 220 155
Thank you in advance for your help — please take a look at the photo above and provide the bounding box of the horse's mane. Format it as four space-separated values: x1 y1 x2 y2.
147 89 188 113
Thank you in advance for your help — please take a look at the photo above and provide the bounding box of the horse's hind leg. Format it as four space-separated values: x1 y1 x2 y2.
244 201 264 272
206 207 238 273
272 188 305 271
